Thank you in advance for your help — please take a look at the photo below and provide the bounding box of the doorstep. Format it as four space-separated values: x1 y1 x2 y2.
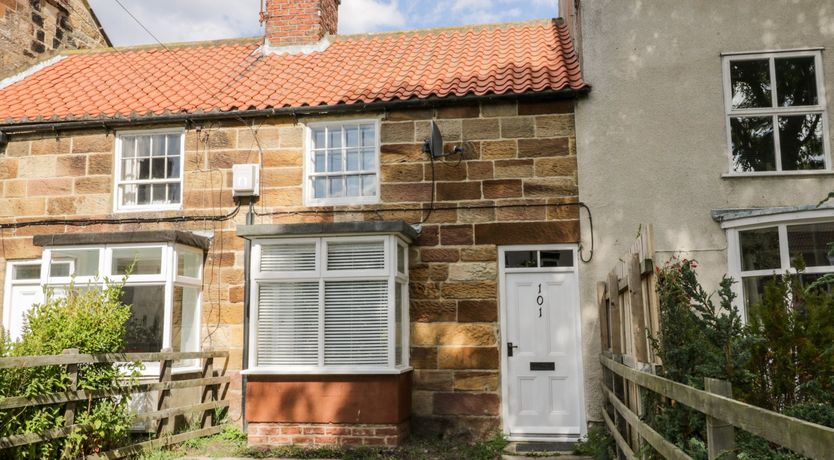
503 441 591 460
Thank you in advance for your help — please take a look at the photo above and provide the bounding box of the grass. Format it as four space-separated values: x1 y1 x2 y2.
138 425 510 460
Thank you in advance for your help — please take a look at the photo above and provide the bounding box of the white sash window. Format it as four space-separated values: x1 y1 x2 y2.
250 235 409 373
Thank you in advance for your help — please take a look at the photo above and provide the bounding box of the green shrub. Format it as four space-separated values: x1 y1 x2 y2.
574 425 615 460
0 281 138 459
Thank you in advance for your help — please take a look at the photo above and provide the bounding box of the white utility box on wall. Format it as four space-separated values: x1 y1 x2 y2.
232 163 260 197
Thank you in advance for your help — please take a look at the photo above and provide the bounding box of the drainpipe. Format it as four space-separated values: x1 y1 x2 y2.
241 199 255 432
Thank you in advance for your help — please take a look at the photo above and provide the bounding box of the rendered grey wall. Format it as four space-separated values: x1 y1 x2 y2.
574 0 834 421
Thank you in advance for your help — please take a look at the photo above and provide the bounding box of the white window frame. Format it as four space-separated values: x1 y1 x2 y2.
722 49 831 176
304 119 381 207
724 208 834 319
247 234 410 375
37 242 203 374
113 128 185 213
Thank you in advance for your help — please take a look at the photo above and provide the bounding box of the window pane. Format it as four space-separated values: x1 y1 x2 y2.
361 148 376 170
329 176 344 197
12 264 41 281
166 134 181 155
327 241 385 270
152 184 167 204
260 244 316 272
151 135 166 157
166 157 180 179
112 247 163 275
328 150 343 172
257 282 320 366
361 125 375 147
742 275 774 309
122 136 136 158
345 175 361 197
324 281 388 366
346 126 360 148
313 177 326 198
739 227 781 271
541 250 574 267
136 136 151 157
779 114 825 170
346 149 360 171
137 184 151 205
121 184 136 206
138 158 151 179
731 116 776 172
167 183 181 204
328 128 342 149
122 159 137 180
506 251 538 268
788 222 834 268
314 151 326 173
776 56 818 107
397 244 406 273
177 251 202 278
362 175 376 197
122 285 165 353
395 282 403 367
801 273 834 296
312 128 326 149
172 286 200 368
151 158 166 179
730 59 772 109
50 249 99 277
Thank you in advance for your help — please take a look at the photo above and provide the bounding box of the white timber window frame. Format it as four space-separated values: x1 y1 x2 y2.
114 128 185 213
246 234 410 375
724 208 834 319
722 49 831 175
304 119 381 207
38 242 203 374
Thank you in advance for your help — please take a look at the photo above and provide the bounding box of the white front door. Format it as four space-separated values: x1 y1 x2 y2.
500 246 585 440
3 261 43 341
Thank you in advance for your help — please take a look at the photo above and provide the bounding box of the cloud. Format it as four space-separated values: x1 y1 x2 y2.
338 0 406 34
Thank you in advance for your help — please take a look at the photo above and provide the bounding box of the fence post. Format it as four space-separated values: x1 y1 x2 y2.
157 348 174 437
62 348 79 427
607 272 622 355
705 378 736 460
201 349 216 429
597 281 610 352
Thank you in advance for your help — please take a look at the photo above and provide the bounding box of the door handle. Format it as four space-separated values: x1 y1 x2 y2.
507 342 519 357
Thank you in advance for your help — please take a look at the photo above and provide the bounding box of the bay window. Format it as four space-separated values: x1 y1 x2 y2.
250 235 409 372
729 216 834 314
40 242 203 370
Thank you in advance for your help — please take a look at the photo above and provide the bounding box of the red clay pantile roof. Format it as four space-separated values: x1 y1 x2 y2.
0 19 587 125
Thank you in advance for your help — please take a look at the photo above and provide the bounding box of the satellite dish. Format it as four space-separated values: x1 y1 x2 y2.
423 121 464 159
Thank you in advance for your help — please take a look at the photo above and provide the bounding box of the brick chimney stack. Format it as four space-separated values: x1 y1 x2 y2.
264 0 340 48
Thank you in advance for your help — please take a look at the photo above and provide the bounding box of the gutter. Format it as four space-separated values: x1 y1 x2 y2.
0 88 590 135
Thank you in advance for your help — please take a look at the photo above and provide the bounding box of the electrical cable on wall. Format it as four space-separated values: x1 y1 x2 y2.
0 205 241 230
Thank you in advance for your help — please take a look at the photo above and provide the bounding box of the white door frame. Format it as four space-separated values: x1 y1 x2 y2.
498 244 587 442
3 260 44 339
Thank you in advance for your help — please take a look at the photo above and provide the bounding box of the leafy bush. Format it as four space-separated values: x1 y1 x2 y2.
642 258 834 460
574 425 615 460
0 282 138 459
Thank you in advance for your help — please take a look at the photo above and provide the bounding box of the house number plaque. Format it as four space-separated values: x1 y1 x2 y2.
536 284 544 318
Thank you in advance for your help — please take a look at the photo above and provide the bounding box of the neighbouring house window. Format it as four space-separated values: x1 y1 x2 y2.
730 218 834 312
306 121 379 206
115 130 184 211
41 243 203 371
251 235 409 372
723 51 831 173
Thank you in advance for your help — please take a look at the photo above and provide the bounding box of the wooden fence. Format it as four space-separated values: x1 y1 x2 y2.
597 225 834 460
0 348 230 459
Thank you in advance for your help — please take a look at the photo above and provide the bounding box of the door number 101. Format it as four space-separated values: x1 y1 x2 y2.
536 284 544 318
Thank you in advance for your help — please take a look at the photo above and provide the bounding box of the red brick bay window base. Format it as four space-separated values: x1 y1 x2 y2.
246 372 412 447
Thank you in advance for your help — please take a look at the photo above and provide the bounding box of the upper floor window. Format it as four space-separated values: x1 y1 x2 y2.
306 121 379 206
723 51 831 174
115 130 184 212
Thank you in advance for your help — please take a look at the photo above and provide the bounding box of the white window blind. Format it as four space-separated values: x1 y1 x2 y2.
252 235 409 371
261 244 316 272
257 282 320 366
324 281 388 365
327 241 385 270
